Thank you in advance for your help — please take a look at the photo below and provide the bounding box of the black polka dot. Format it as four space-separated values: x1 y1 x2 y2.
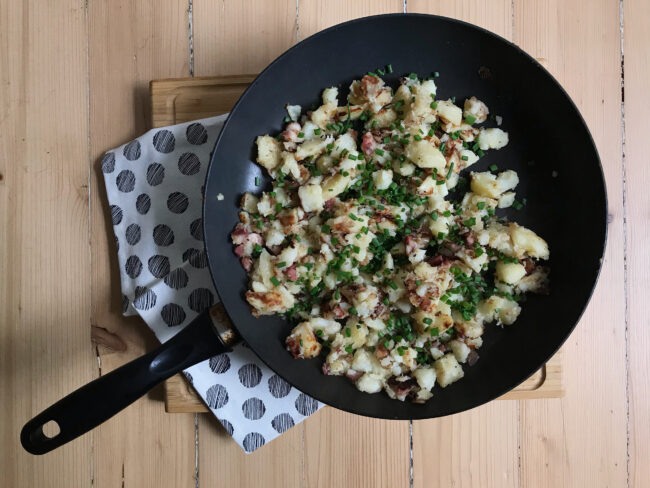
161 303 186 327
116 169 136 192
184 371 193 384
152 129 175 153
187 288 214 313
148 255 170 278
125 255 142 279
110 205 123 225
242 398 266 420
295 393 318 416
238 364 262 388
122 294 129 313
186 123 208 145
136 194 151 215
101 152 115 173
125 223 141 245
178 152 201 176
153 224 174 246
146 163 165 186
182 248 208 268
271 413 295 434
219 419 234 436
268 374 291 398
209 354 231 374
205 384 228 409
190 218 203 240
164 268 188 289
242 433 265 453
123 140 141 161
167 192 189 214
133 286 157 310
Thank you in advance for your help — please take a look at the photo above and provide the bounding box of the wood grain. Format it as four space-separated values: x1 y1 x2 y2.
514 0 628 486
408 0 513 38
303 409 410 488
0 0 95 486
406 2 519 487
151 75 255 127
87 1 196 487
298 0 404 40
623 0 650 486
192 0 297 77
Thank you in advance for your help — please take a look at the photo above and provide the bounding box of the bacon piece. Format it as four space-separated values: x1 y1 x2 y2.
240 256 252 271
361 131 377 156
281 122 301 142
234 244 245 257
346 370 364 382
285 264 297 282
388 377 418 398
375 344 389 359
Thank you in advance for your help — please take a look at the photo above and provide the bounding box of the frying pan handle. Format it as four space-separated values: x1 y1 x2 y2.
20 309 230 455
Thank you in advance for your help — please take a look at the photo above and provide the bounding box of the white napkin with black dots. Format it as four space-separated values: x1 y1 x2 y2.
101 114 323 453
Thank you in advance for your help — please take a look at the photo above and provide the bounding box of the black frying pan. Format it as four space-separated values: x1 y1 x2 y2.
22 13 606 455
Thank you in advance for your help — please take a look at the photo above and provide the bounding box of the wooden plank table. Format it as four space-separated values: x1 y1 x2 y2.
1 1 645 487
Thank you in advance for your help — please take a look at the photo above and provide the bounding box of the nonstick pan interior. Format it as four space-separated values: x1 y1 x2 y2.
203 14 607 419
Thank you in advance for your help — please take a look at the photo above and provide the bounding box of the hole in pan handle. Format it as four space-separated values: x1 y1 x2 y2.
20 308 230 455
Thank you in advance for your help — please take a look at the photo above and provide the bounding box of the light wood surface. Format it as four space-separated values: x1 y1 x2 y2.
1 1 647 487
623 0 650 486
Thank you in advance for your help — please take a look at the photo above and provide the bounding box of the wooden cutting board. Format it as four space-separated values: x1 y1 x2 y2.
150 76 565 413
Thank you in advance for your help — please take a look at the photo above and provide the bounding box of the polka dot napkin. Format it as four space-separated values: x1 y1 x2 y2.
101 115 322 453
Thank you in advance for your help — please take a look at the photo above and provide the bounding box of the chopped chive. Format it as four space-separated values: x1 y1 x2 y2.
382 297 389 306
387 279 398 290
465 114 476 125
314 128 322 135
433 71 439 77
297 132 305 138
345 327 352 337
430 101 438 110
374 148 385 156
255 176 260 186
431 212 438 221
423 317 433 325
461 155 469 161
446 162 454 179
430 327 439 336
409 72 417 80
334 289 340 300
283 116 291 122
321 224 331 233
489 164 498 172
475 248 484 256
270 276 280 286
387 64 393 73
377 68 385 75
414 134 422 141
275 202 283 212
345 345 354 354
436 179 445 185
315 329 323 337
349 307 358 315
276 261 286 268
